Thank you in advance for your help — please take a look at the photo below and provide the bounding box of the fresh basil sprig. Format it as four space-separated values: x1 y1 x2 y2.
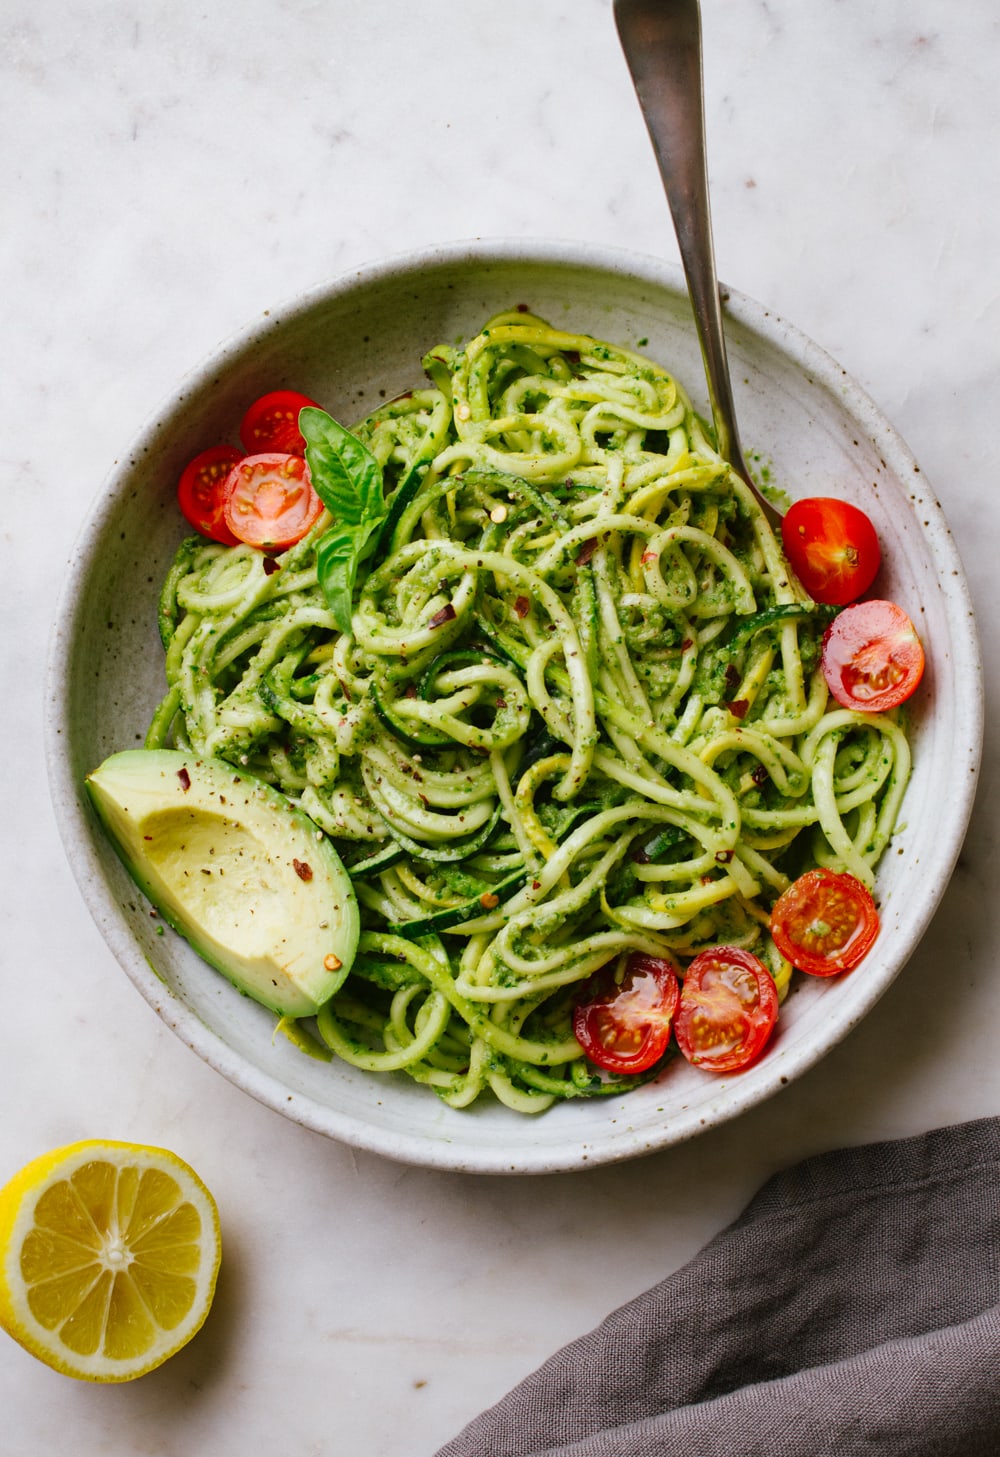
299 407 387 634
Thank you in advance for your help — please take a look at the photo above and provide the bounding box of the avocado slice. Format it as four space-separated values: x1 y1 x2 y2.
85 749 359 1018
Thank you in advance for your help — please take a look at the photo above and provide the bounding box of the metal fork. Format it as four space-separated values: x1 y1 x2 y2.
613 0 782 528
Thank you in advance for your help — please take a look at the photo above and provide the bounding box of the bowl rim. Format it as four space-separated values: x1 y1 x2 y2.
45 236 984 1173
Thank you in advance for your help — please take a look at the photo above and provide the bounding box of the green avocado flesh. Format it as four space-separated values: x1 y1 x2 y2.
86 749 360 1018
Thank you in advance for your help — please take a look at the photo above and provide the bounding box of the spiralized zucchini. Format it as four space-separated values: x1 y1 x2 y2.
150 312 911 1112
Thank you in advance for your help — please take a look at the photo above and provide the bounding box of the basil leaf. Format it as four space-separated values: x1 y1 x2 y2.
299 407 385 526
315 530 358 634
300 407 388 635
317 518 383 634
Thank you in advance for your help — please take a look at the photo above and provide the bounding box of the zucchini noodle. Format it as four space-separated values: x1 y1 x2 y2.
149 312 912 1111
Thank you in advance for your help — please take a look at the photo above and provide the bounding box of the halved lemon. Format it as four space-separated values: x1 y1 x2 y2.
0 1140 221 1382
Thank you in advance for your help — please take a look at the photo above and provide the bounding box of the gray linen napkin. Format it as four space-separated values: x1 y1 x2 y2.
435 1117 1000 1456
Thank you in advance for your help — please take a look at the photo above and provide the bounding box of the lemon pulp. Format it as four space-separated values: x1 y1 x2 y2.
0 1141 221 1381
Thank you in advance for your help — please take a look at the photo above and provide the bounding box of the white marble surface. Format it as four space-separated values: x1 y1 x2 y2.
2 1 998 1451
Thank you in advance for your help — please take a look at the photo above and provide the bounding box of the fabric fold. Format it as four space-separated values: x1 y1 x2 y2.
435 1117 1000 1457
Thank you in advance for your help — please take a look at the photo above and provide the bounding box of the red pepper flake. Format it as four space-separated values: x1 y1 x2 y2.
293 859 313 882
427 603 457 630
715 850 734 863
751 763 769 786
177 767 191 791
324 953 342 972
513 596 530 619
263 556 281 576
575 538 598 566
726 699 750 720
404 684 418 698
641 549 658 565
479 892 500 909
681 638 693 651
532 880 541 890
724 664 741 696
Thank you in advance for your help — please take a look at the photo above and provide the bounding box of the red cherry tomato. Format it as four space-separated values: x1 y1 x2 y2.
177 445 243 544
674 947 778 1073
239 390 320 456
781 497 881 605
821 600 925 712
770 869 879 977
573 952 680 1074
222 453 325 550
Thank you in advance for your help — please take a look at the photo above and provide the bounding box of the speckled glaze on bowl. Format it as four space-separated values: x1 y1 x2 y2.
46 239 982 1173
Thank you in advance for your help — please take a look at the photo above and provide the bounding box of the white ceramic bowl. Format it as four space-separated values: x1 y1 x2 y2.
46 239 982 1173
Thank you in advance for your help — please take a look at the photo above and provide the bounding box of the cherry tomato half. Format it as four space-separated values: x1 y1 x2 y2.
821 599 925 712
239 390 320 456
674 947 778 1073
573 952 680 1074
177 445 243 544
770 868 879 977
222 453 325 550
781 497 881 605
